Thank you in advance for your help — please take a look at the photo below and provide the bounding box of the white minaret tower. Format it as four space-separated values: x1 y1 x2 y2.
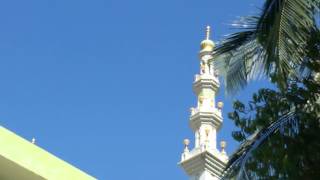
179 26 228 180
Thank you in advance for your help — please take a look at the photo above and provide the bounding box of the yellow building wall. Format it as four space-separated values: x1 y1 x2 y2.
0 126 96 180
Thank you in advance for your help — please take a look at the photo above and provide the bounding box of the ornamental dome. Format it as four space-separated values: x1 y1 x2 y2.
200 26 215 52
200 39 215 52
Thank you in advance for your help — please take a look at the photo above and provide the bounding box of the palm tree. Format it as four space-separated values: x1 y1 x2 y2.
214 0 320 93
213 0 320 179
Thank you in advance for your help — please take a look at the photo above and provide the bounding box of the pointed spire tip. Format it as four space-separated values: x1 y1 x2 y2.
206 25 211 40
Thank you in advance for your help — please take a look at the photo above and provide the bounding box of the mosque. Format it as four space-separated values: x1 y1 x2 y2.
0 126 96 180
179 26 228 180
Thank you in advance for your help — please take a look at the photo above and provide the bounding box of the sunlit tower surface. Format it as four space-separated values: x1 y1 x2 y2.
179 26 228 180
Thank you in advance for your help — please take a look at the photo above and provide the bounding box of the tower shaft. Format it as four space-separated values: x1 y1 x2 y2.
179 26 228 180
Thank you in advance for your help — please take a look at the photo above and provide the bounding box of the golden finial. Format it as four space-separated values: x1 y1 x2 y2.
200 25 215 52
183 138 190 147
205 128 210 137
217 101 224 110
199 96 204 105
206 25 211 40
183 138 190 153
220 141 227 154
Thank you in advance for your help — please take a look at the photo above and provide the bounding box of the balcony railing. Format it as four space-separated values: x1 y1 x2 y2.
194 74 218 83
190 107 222 117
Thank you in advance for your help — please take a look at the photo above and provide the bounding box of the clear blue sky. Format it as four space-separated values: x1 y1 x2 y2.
0 0 269 179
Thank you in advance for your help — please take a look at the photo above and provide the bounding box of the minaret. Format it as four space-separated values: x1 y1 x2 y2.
179 26 228 180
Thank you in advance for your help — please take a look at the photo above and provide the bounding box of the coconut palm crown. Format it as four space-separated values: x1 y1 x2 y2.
214 0 320 94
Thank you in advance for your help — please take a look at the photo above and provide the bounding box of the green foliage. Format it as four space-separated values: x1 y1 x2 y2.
214 0 320 93
218 1 320 178
223 30 320 178
225 75 320 179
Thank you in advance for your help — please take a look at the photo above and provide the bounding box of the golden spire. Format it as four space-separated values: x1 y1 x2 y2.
206 25 211 40
200 25 215 52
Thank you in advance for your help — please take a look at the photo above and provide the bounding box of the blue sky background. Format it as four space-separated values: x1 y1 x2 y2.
0 0 271 179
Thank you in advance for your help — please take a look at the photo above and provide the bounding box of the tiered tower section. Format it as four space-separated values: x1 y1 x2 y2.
179 26 228 180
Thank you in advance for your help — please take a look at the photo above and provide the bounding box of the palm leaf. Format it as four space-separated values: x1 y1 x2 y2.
213 0 320 93
221 112 298 180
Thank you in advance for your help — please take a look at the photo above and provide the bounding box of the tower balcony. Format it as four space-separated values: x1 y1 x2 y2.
193 74 219 95
180 146 228 165
179 148 228 178
189 107 222 131
194 74 218 83
190 107 222 117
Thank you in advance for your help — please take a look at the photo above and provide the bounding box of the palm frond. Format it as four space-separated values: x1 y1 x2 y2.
221 112 298 180
213 0 320 93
